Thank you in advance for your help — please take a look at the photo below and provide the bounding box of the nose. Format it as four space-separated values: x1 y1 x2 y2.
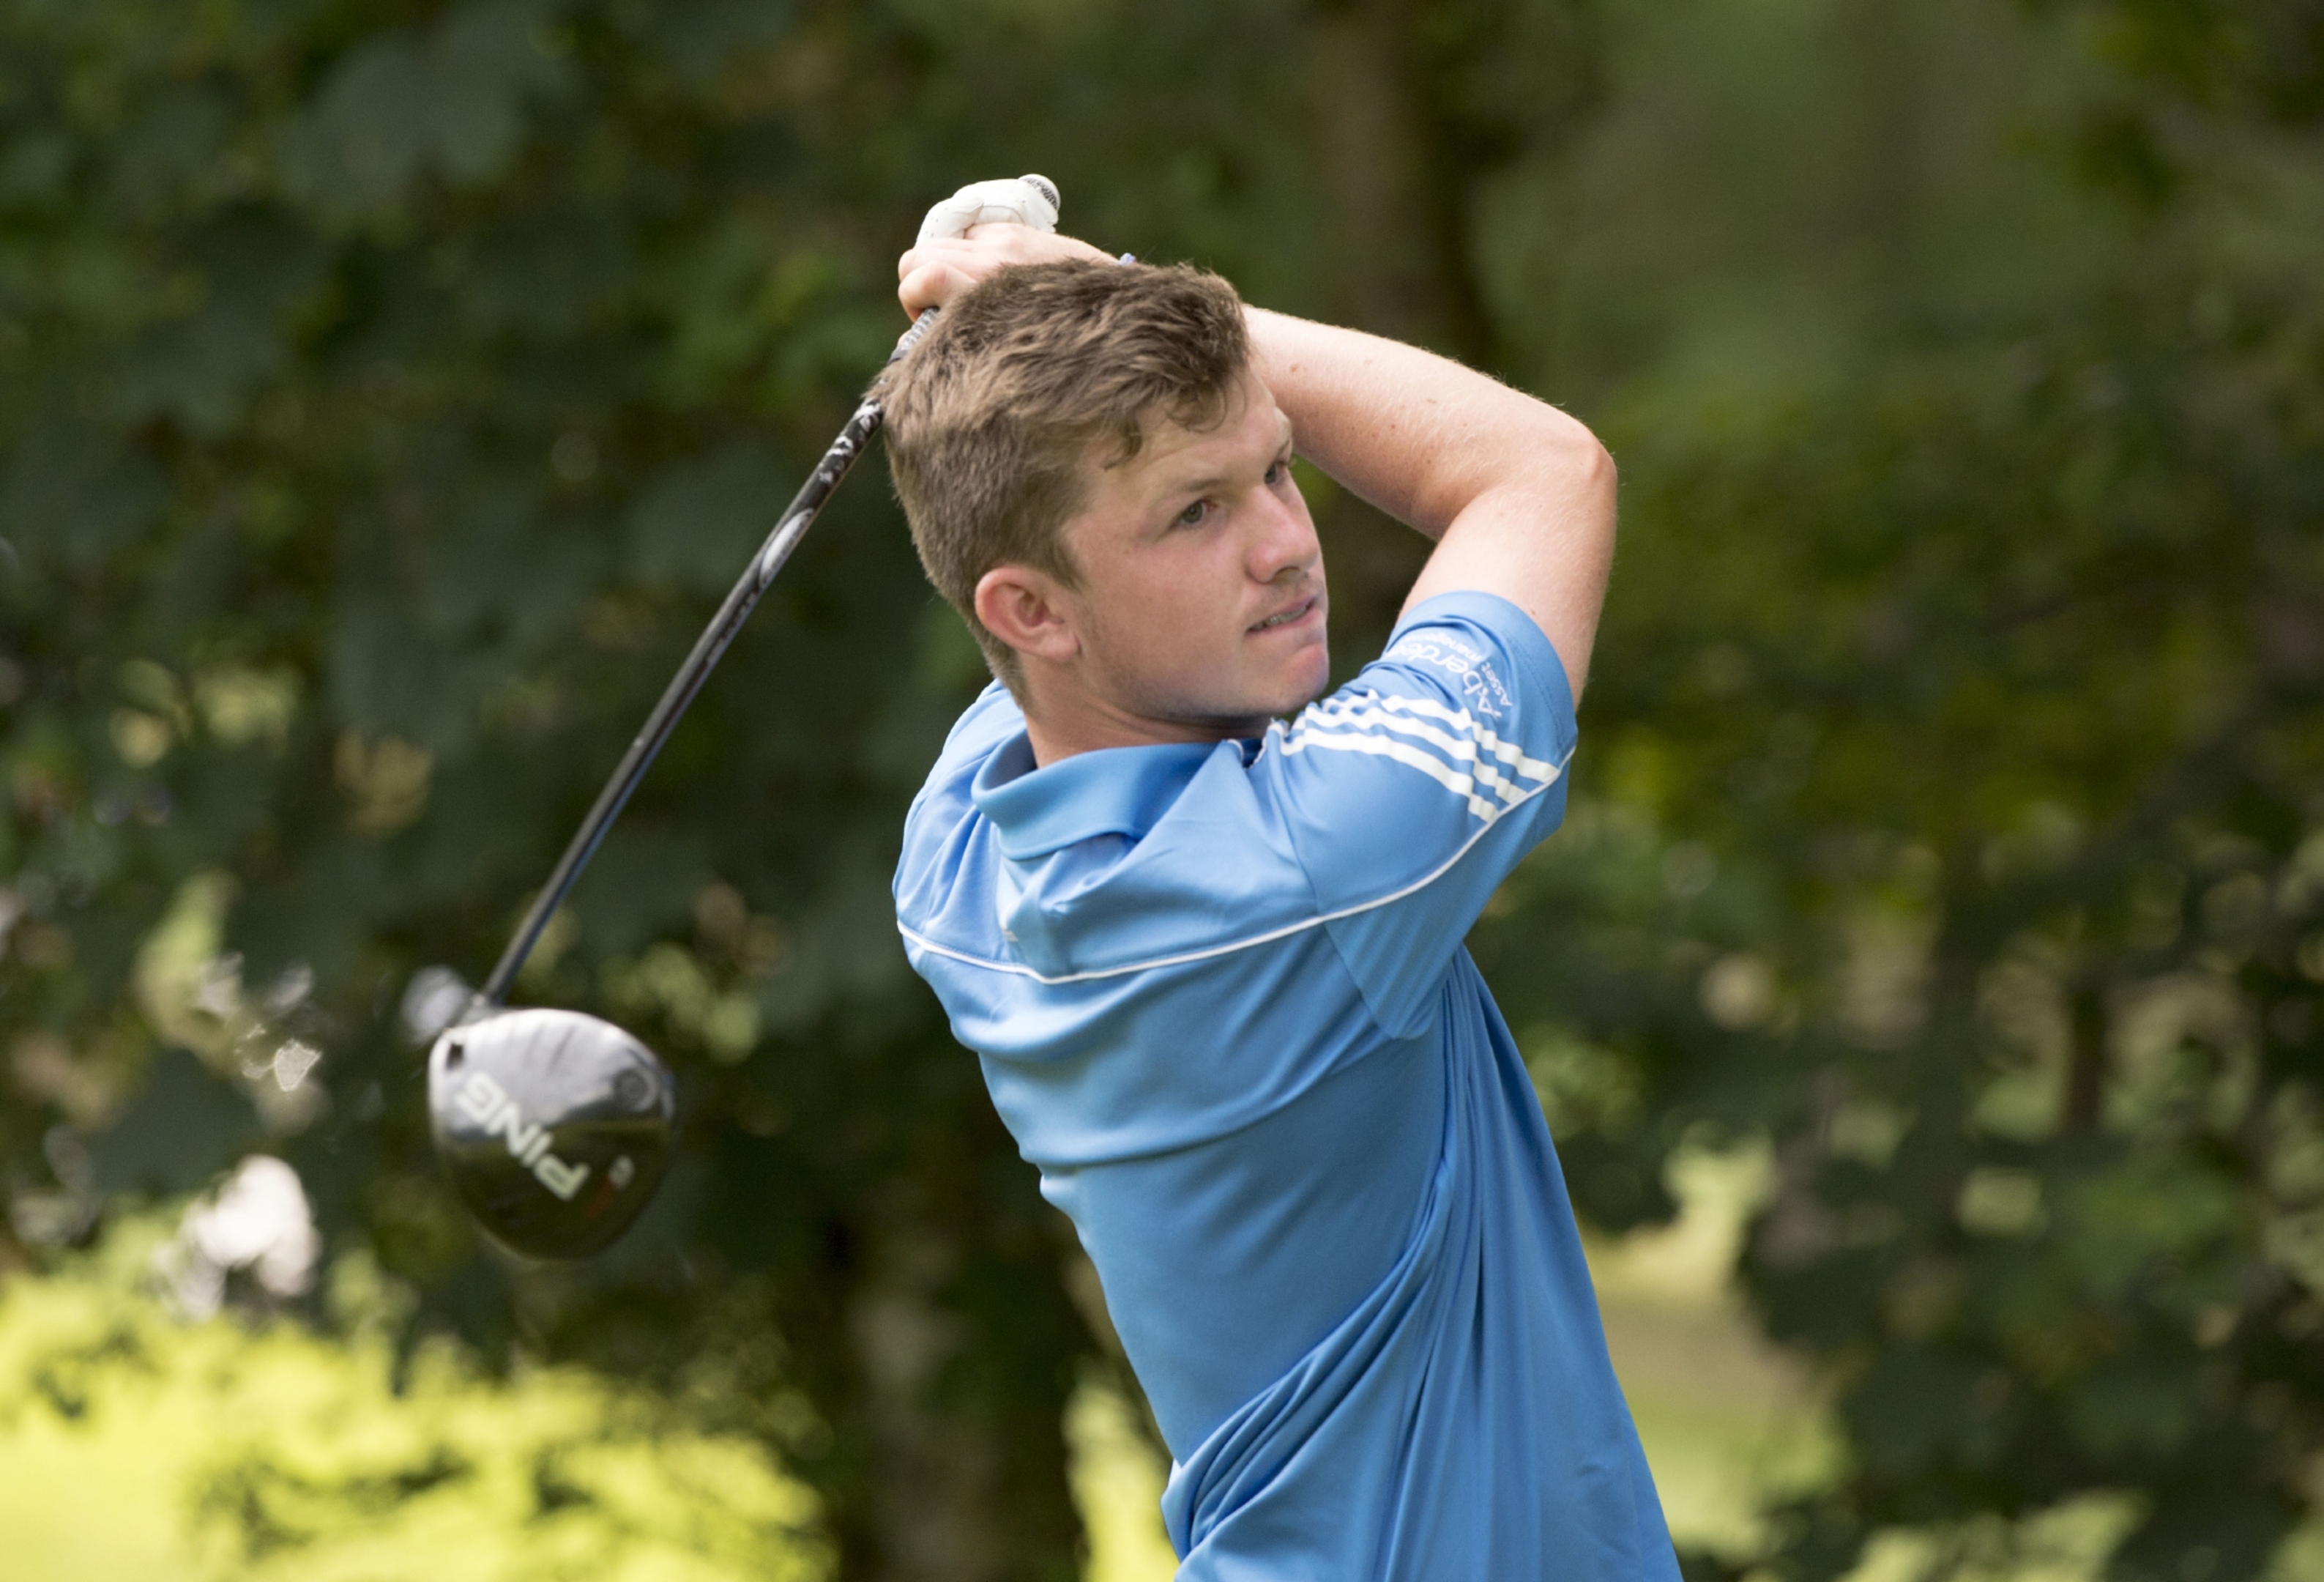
1245 478 1321 586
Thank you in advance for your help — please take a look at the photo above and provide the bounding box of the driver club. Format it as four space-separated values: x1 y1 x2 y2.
428 176 1062 1260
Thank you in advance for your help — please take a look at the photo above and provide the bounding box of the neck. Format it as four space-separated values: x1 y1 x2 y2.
1017 672 1260 767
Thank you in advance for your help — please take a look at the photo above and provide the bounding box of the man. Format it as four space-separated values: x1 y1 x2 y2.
884 195 1675 1579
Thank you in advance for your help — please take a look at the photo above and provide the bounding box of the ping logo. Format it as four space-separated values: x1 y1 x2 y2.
454 1072 591 1201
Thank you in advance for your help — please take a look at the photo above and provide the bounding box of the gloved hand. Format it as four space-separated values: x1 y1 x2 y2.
897 174 1114 317
915 174 1061 244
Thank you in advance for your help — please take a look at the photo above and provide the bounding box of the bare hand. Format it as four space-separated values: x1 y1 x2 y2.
897 226 1114 317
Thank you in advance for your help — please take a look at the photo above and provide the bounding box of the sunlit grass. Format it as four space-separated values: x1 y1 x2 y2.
1068 1373 1180 1582
1586 1145 1833 1555
0 1223 824 1582
13 1157 2263 1582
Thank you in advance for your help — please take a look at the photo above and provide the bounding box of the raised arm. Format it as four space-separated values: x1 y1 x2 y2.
1243 309 1615 698
897 230 1617 697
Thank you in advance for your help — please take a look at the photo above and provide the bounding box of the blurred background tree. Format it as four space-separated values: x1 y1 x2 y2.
1478 4 2324 1582
1 1 2320 1580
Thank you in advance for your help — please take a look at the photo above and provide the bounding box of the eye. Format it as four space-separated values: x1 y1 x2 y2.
1265 458 1291 487
1176 499 1209 527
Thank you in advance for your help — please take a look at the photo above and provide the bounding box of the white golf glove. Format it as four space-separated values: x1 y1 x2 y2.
915 174 1060 245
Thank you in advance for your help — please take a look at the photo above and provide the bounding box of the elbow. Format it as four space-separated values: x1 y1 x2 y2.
1582 434 1618 565
1587 434 1620 540
1554 409 1614 480
1532 411 1617 521
1573 425 1617 504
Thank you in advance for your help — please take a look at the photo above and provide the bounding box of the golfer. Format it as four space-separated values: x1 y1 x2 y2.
884 187 1676 1579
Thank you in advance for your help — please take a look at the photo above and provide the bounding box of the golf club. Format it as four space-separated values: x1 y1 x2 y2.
428 175 1062 1260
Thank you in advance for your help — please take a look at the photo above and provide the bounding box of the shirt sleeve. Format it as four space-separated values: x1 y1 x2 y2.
1254 590 1578 1037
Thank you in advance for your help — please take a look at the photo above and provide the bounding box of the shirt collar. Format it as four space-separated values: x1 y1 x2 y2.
970 733 1223 861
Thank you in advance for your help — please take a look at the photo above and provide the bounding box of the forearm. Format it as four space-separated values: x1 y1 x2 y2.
1244 307 1606 544
901 239 1607 541
1246 305 1616 694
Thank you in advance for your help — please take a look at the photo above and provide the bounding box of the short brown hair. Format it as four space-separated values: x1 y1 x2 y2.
878 261 1250 691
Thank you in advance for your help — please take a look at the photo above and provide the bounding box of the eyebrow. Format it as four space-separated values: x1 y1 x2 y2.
1158 417 1297 499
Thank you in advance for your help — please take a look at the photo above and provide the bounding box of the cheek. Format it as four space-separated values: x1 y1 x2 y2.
1084 557 1207 662
1126 544 1242 626
1083 539 1264 686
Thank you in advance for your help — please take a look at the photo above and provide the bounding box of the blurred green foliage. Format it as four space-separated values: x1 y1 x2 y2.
1 0 2320 1579
1473 4 2324 1582
0 1218 827 1579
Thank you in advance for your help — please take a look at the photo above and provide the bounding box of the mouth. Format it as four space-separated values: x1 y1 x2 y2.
1248 595 1321 635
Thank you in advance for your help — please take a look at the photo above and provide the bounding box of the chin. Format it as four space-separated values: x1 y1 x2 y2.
1267 681 1325 722
1277 648 1332 713
1233 670 1330 731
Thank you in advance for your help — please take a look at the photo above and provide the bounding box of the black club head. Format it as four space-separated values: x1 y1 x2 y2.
428 1009 678 1260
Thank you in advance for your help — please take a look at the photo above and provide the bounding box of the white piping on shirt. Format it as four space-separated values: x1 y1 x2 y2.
893 743 1571 986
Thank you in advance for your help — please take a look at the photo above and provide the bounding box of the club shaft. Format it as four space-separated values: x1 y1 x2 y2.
476 310 942 1009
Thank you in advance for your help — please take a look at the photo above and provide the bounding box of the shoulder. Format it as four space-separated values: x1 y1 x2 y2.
900 730 1319 984
906 683 1024 831
895 683 1020 916
893 597 1579 985
932 680 1027 781
1371 590 1575 735
1251 590 1578 907
1267 591 1576 808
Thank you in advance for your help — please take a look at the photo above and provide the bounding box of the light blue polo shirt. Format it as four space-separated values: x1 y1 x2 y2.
895 591 1677 1581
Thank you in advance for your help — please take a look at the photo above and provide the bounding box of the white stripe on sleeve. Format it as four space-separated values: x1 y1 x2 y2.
1277 725 1502 820
1300 689 1557 784
1277 686 1560 822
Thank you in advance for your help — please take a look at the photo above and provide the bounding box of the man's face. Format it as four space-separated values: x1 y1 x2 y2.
1048 374 1329 736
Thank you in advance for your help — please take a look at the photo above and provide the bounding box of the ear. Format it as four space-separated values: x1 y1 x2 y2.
973 565 1081 666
